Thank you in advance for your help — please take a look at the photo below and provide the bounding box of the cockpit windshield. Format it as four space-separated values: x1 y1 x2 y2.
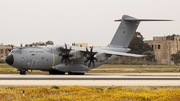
11 50 22 54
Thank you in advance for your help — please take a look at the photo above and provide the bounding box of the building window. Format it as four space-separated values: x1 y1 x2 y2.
155 45 156 49
151 45 154 51
5 49 8 55
0 49 3 54
158 45 160 49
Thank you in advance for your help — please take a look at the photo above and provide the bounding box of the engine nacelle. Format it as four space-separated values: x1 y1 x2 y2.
94 52 108 62
69 50 83 60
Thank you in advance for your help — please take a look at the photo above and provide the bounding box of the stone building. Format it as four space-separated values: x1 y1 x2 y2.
73 43 88 47
144 36 180 64
72 43 105 48
0 45 12 60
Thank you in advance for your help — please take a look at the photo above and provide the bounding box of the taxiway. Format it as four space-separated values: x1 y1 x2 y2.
0 73 180 86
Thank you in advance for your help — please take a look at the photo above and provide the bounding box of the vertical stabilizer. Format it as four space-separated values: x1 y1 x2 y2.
109 15 172 48
109 15 140 48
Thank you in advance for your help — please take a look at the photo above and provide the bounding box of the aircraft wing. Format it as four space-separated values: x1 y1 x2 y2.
72 46 146 57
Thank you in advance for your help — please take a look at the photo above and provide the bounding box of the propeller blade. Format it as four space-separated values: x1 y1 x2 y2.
92 61 95 68
65 43 67 49
65 59 67 65
61 58 65 63
84 59 89 63
67 58 72 63
69 54 73 57
92 52 96 56
94 58 98 62
90 47 93 55
58 53 62 56
88 61 91 68
86 47 89 53
68 46 72 54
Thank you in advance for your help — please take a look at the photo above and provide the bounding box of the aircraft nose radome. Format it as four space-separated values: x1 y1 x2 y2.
5 55 14 65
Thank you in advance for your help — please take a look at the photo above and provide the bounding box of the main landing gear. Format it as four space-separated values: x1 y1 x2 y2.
49 70 65 75
68 72 85 75
48 70 85 75
20 70 26 75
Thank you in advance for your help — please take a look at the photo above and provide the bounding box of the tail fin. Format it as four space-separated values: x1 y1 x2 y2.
109 15 172 48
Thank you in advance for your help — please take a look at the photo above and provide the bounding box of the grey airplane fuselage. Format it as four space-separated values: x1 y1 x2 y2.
9 46 124 73
12 47 53 71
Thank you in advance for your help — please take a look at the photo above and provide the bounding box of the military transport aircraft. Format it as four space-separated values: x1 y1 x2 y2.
5 15 172 75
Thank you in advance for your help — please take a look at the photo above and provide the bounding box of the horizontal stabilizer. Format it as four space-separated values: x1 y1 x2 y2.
114 18 173 22
115 18 173 22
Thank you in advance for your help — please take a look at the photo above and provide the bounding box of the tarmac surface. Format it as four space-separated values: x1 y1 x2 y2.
0 73 180 86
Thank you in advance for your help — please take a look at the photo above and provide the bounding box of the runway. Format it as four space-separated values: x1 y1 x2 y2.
0 73 180 86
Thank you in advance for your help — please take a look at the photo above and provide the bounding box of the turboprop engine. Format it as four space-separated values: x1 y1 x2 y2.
94 52 109 62
69 50 83 60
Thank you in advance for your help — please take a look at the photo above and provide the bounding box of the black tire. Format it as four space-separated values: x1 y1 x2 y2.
20 71 22 75
20 71 26 75
68 72 85 75
68 72 73 75
49 70 65 75
23 71 26 75
78 73 85 75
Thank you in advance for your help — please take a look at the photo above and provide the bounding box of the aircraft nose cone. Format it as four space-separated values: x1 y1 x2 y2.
5 55 14 65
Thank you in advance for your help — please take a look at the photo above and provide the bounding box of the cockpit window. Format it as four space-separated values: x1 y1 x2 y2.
11 50 22 54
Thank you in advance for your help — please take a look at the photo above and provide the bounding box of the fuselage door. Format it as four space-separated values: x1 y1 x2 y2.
26 59 37 69
31 59 37 69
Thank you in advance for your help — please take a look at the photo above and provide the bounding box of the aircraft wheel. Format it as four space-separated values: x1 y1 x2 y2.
20 71 22 75
49 70 65 75
58 72 65 75
20 71 26 75
49 71 53 74
68 72 85 75
68 72 73 75
23 71 26 75
78 73 85 75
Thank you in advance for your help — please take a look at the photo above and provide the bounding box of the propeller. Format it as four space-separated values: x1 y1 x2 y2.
84 46 98 68
59 44 73 67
